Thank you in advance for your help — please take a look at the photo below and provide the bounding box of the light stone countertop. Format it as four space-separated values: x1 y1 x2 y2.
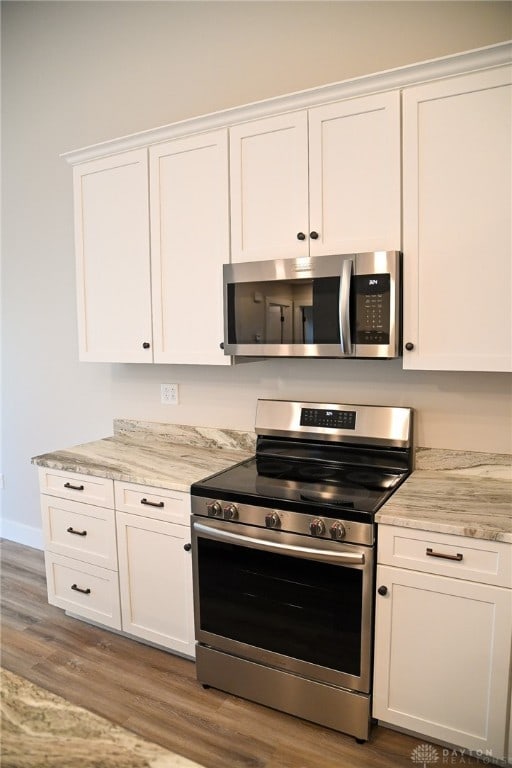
31 420 254 493
375 470 512 543
375 447 512 543
32 420 512 543
1 668 205 768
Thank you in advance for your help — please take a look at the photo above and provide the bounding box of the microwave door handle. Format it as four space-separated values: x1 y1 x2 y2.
339 258 353 355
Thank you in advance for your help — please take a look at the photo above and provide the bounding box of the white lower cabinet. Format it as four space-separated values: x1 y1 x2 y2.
39 469 195 658
114 480 194 657
39 467 121 630
373 526 512 761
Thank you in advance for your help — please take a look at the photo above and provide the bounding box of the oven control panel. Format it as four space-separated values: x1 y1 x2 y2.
193 496 374 547
300 408 356 430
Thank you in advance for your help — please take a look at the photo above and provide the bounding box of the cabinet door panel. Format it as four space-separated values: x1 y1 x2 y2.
150 131 230 364
73 149 152 362
373 564 511 759
309 92 401 255
403 67 512 371
230 112 309 262
116 512 195 657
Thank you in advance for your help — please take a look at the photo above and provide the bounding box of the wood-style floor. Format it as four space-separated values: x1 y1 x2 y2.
0 538 456 768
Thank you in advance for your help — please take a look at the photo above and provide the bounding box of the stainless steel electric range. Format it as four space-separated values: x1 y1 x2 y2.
190 399 414 741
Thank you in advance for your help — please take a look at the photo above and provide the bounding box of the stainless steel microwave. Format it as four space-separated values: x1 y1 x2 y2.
223 251 401 359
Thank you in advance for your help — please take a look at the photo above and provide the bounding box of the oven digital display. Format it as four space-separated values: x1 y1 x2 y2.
300 408 356 430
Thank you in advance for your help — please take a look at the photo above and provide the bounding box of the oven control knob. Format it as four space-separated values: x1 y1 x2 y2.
330 521 346 540
310 518 325 536
223 503 239 521
207 501 222 517
265 511 281 529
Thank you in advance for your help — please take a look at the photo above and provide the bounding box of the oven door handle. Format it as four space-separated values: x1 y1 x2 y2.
193 522 365 565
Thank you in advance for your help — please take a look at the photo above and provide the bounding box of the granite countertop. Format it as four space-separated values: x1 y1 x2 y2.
32 420 512 543
31 419 255 493
375 450 512 543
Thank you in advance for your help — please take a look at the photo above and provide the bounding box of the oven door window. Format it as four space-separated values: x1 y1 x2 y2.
197 537 363 676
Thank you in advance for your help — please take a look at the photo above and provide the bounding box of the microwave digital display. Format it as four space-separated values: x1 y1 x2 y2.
352 274 390 345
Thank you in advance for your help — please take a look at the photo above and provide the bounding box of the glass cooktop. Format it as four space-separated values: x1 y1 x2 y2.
192 455 408 516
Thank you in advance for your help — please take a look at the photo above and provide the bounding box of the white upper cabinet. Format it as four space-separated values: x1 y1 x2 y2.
66 43 511 369
149 130 230 365
308 92 401 256
402 66 512 372
72 132 230 365
229 111 310 262
229 92 401 263
73 149 153 362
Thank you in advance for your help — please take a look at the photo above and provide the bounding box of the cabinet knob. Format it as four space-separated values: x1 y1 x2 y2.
404 342 414 351
142 342 151 349
296 232 306 241
183 543 192 552
377 585 388 596
219 342 224 350
310 231 319 240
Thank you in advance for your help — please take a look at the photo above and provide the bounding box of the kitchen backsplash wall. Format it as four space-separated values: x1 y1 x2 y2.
2 1 511 546
109 359 511 454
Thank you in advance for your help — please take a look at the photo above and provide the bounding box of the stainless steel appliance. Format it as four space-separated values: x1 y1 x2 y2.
190 399 413 741
223 251 401 358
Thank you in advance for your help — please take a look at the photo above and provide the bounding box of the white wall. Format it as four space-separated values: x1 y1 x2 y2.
2 1 511 547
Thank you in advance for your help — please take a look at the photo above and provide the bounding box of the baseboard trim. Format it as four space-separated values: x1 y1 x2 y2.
0 520 44 550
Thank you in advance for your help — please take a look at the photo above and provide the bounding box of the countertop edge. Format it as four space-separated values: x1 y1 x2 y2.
31 432 512 544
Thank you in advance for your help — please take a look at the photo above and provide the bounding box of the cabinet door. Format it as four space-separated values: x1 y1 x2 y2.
150 131 230 364
402 66 512 371
373 564 512 759
116 511 195 657
308 92 401 256
73 149 153 362
230 111 309 262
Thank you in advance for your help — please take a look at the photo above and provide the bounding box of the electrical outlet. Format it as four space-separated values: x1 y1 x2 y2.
161 383 179 405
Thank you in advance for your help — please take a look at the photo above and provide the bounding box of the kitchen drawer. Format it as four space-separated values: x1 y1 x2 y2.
41 496 117 570
44 552 121 630
114 481 191 524
39 468 114 508
378 525 511 587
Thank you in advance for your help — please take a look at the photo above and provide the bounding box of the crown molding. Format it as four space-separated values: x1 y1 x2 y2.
62 41 512 165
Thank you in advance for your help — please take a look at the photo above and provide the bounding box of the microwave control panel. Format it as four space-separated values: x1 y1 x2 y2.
353 274 391 344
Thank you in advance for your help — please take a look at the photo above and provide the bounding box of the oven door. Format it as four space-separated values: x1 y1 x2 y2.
191 517 374 693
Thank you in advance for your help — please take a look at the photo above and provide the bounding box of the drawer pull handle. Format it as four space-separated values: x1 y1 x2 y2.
140 498 164 508
426 547 463 562
71 584 91 595
67 526 87 537
64 482 84 491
